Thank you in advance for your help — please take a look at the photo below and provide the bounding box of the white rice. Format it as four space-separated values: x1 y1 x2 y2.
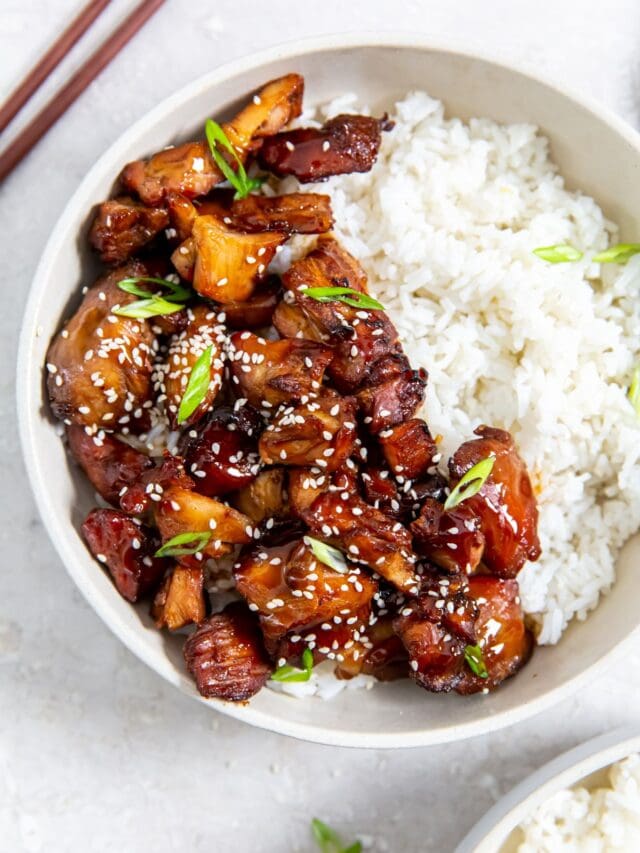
517 754 640 851
274 90 640 645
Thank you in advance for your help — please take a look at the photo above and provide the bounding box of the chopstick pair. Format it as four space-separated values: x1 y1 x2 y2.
0 0 165 183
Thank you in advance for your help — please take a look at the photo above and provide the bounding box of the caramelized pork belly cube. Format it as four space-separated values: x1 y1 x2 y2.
356 354 427 433
184 602 273 701
257 114 392 182
449 426 541 578
181 404 263 496
190 215 285 303
46 262 157 431
170 236 196 281
232 468 288 523
233 538 376 645
151 565 206 630
119 454 194 516
219 277 281 330
259 394 357 471
156 305 226 429
82 508 167 602
226 193 333 234
154 485 253 565
456 576 533 694
121 74 304 206
393 573 478 693
378 419 437 481
411 498 485 575
304 491 419 593
67 424 153 505
89 196 169 264
228 332 333 408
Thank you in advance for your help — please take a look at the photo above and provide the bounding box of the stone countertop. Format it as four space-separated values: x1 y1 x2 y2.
1 1 640 850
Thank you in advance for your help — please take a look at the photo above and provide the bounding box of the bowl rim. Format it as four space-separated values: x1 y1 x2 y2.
455 725 640 852
17 31 640 748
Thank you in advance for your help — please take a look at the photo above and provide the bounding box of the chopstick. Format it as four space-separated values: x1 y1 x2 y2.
0 0 112 134
0 0 165 183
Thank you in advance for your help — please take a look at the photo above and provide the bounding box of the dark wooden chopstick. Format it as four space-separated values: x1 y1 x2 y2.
0 0 166 183
0 0 112 134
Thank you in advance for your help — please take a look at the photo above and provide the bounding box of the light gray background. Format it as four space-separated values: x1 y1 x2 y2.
2 2 640 851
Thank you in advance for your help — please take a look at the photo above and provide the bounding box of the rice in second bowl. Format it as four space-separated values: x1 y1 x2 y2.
276 90 640 645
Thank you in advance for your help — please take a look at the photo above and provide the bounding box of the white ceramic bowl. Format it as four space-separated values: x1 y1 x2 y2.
17 33 640 748
456 726 640 851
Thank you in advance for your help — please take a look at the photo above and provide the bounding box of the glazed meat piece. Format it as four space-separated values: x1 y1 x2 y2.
189 215 286 303
183 602 273 701
119 453 194 516
224 193 333 234
122 73 304 205
411 498 485 575
220 277 281 330
361 615 409 681
181 404 263 496
273 604 372 676
360 464 402 517
258 114 393 182
283 236 369 337
356 353 427 433
378 419 437 481
154 485 253 564
82 508 167 602
232 468 288 523
456 576 533 694
223 72 304 150
122 141 220 208
282 236 405 392
67 424 153 505
170 236 197 281
234 538 376 646
155 305 226 429
288 466 357 519
228 331 333 409
151 565 206 630
46 262 157 432
393 573 478 693
89 196 169 264
273 300 328 342
303 491 419 593
449 426 541 577
259 394 357 472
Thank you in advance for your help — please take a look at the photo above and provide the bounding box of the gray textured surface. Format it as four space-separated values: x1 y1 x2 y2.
2 2 640 851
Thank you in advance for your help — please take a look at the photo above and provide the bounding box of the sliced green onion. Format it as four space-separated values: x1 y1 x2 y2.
113 296 184 319
532 244 583 263
464 644 489 679
302 286 384 311
205 118 264 200
593 243 640 264
155 531 212 558
444 456 495 511
629 366 640 417
311 819 362 853
117 275 191 303
271 647 314 683
303 536 348 573
177 345 214 425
